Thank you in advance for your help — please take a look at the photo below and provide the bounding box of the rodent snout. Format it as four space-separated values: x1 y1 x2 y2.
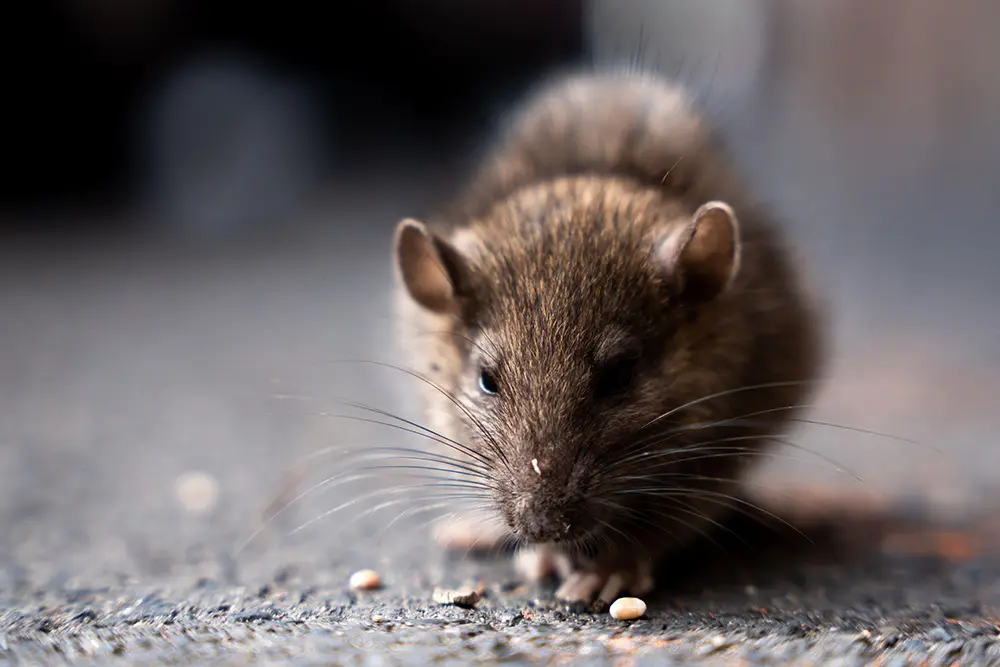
510 492 588 543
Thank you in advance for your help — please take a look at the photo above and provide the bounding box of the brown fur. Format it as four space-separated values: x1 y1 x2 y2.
392 70 824 605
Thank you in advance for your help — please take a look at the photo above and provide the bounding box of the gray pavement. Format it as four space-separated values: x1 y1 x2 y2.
1 173 1000 664
5 5 1000 654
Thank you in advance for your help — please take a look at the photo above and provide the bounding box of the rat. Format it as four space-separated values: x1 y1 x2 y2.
390 70 824 609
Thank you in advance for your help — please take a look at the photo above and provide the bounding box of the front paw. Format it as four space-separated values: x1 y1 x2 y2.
554 557 654 612
514 543 574 583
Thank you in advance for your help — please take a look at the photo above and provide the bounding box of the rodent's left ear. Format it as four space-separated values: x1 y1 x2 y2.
394 218 473 316
655 201 741 301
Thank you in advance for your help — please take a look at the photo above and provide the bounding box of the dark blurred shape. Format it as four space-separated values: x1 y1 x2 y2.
137 52 328 239
0 0 584 230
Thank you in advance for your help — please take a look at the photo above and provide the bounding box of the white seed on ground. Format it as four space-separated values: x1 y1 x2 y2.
349 569 382 591
174 471 220 515
609 597 647 620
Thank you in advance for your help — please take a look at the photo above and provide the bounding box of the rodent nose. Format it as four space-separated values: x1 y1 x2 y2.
514 494 576 543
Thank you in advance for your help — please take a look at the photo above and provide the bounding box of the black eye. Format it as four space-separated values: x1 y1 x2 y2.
594 357 639 399
479 368 499 395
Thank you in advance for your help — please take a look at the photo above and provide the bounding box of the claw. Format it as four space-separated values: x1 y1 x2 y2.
597 572 627 607
553 558 655 611
555 571 604 603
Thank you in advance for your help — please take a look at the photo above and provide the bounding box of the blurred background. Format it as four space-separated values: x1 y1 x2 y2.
1 0 998 583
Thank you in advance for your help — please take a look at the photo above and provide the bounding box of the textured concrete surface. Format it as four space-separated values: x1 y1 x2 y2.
2 170 1000 664
4 4 1000 653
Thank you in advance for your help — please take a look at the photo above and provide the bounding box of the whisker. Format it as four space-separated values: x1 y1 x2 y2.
328 359 512 470
499 531 522 554
453 517 515 560
323 401 493 468
271 392 494 473
591 497 683 547
616 445 856 482
342 448 493 480
376 501 494 540
409 511 462 538
316 445 493 480
788 417 936 452
233 469 401 556
356 465 491 490
641 498 754 549
615 433 863 482
661 403 930 452
290 487 492 538
616 402 933 475
616 405 812 458
667 446 853 479
595 516 644 548
234 456 487 557
612 470 799 505
332 495 493 543
609 484 812 544
582 499 645 547
648 509 725 553
635 380 819 433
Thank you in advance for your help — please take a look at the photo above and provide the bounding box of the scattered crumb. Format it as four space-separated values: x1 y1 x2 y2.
609 597 646 620
174 471 220 515
432 586 481 608
349 569 382 591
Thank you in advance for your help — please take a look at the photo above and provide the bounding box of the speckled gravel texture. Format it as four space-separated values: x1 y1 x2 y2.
6 509 1000 666
2 181 1000 666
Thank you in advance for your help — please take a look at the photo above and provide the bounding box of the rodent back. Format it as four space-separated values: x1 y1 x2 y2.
447 71 748 228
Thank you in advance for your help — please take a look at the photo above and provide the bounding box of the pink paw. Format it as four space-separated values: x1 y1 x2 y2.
516 545 655 611
555 561 654 610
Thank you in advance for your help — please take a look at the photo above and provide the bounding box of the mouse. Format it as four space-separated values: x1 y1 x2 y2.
390 69 825 610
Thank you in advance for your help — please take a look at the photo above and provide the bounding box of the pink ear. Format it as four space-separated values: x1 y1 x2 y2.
395 218 472 315
655 201 741 300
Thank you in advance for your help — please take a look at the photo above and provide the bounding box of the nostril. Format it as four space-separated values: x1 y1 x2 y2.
513 494 576 542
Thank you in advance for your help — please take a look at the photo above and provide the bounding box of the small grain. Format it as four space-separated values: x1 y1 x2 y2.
609 597 646 620
349 569 382 591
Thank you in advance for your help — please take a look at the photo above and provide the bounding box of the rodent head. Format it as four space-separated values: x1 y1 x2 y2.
394 179 747 548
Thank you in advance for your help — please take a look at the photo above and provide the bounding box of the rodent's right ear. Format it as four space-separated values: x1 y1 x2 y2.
394 219 472 316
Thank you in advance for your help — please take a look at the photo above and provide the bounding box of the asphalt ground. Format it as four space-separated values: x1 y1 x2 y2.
2 171 1000 666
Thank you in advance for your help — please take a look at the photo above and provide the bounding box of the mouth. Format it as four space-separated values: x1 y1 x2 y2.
500 487 600 545
508 505 595 545
516 522 576 544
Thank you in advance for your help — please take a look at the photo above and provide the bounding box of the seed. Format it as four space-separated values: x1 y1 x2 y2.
348 569 382 591
609 597 646 620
